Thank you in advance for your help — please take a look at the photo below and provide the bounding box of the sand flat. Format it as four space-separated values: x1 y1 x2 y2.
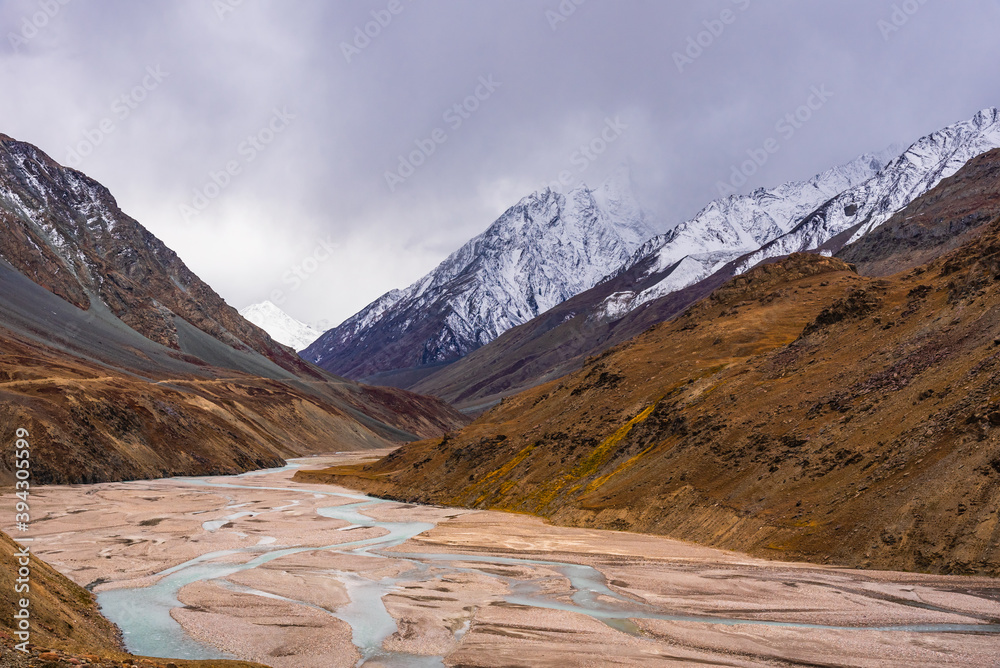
4 453 999 667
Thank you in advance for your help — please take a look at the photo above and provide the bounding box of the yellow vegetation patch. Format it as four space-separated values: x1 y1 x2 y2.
573 403 658 479
481 443 536 484
463 442 537 504
527 473 573 513
583 435 680 495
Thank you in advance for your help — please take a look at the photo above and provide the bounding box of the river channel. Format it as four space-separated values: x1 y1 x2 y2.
19 453 1000 667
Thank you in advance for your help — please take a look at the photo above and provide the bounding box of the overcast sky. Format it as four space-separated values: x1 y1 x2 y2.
1 0 998 327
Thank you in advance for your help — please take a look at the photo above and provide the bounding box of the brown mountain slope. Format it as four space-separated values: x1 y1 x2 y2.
403 251 733 412
0 264 466 484
299 225 1000 574
0 133 310 375
0 133 468 484
0 529 123 656
0 327 443 485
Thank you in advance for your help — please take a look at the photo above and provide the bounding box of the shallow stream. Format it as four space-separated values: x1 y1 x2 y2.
96 464 1000 666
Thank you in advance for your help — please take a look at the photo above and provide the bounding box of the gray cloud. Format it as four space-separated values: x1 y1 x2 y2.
1 0 998 326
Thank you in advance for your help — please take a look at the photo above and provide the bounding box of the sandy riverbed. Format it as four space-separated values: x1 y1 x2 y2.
5 451 1000 667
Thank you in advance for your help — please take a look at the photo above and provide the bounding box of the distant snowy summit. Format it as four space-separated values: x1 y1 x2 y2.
303 164 657 379
239 301 322 351
734 106 1000 273
595 147 900 319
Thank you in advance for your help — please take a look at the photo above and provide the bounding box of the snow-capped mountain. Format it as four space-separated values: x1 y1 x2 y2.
734 107 1000 274
398 108 1000 409
303 166 657 380
305 107 1000 399
595 149 898 319
239 301 322 351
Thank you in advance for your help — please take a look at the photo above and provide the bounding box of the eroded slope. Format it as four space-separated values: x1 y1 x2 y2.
301 237 1000 574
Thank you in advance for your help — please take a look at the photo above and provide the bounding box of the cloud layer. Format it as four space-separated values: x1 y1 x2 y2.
1 0 998 325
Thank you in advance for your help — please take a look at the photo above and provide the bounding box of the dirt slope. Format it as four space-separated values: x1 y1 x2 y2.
0 259 466 485
405 253 732 412
0 529 122 656
300 226 1000 574
0 318 466 485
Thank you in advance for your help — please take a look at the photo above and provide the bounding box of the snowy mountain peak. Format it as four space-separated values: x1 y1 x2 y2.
592 161 654 244
973 106 1000 125
733 107 1000 274
304 108 1000 386
594 149 898 320
239 301 322 352
303 170 656 379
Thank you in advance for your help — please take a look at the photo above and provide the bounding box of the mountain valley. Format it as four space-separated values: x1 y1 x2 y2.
0 134 467 485
5 5 1000 667
299 147 1000 576
3 99 1000 668
314 109 1000 415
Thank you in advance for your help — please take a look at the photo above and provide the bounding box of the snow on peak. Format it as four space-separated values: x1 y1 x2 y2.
594 149 896 320
304 170 656 374
239 301 322 351
733 107 1000 274
592 161 655 245
304 109 1000 378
